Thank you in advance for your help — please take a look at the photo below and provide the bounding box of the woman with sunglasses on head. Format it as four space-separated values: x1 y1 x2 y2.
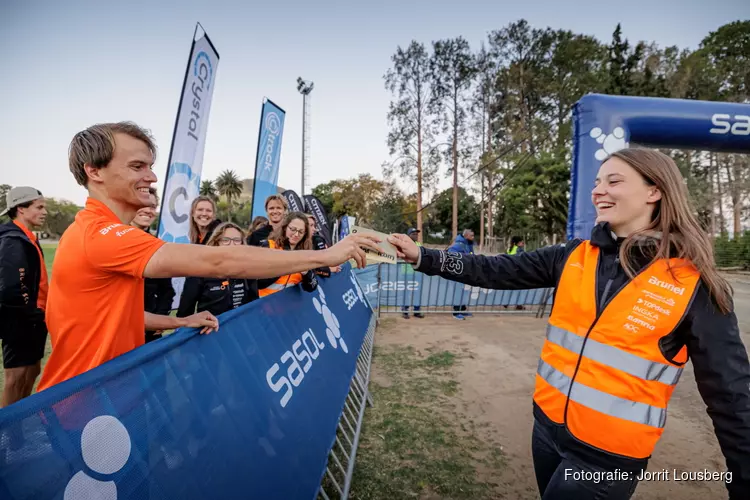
258 212 324 297
388 147 750 499
177 222 259 318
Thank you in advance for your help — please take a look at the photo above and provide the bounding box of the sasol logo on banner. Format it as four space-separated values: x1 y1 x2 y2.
266 283 359 408
364 280 419 294
161 162 201 243
709 114 750 136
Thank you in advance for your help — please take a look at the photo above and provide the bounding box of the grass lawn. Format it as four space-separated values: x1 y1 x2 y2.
348 342 505 499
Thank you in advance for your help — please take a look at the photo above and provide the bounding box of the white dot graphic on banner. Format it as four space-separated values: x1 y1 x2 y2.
64 415 132 500
82 415 131 474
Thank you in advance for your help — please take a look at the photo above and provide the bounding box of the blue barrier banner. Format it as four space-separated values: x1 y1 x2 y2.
354 263 551 307
0 266 372 500
251 98 286 221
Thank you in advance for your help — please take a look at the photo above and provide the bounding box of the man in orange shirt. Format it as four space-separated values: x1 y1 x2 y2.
38 121 379 391
0 187 49 406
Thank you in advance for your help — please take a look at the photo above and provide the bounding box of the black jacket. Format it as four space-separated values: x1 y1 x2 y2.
257 240 320 293
141 227 175 335
416 222 750 497
0 221 47 341
197 219 222 245
176 277 258 318
247 224 273 247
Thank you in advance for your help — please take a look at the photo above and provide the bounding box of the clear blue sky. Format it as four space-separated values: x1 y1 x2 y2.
2 0 748 206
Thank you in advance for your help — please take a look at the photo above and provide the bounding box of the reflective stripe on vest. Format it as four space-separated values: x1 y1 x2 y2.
259 240 303 297
533 241 700 459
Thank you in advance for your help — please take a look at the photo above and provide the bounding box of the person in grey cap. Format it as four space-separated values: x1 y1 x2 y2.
0 186 48 407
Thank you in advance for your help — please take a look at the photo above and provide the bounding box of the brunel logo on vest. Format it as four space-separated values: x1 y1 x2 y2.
647 276 685 296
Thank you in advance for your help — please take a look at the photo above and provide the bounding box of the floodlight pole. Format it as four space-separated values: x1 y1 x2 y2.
297 77 314 197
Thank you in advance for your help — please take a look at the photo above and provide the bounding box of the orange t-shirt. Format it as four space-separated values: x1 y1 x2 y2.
38 198 166 391
13 220 48 311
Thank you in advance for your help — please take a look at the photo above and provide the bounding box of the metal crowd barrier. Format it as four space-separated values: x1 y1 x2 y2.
317 282 377 499
366 262 553 318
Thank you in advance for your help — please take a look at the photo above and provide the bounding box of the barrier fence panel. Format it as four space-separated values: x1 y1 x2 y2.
0 264 373 500
353 263 554 316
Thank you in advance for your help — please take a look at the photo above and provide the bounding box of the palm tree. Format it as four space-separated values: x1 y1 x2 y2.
215 170 243 221
200 180 218 201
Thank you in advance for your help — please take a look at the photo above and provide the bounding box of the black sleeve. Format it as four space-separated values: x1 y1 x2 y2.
0 236 31 313
248 226 272 247
314 266 332 278
300 270 318 293
684 287 750 498
154 278 175 316
415 242 575 290
176 278 203 318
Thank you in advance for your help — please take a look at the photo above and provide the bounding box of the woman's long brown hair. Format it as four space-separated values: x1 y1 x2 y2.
610 148 733 314
270 212 312 251
188 196 217 244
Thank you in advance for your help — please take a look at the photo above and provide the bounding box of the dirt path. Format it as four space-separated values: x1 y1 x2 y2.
374 290 750 500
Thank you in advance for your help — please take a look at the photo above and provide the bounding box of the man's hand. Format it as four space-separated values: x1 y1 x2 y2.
388 234 420 264
181 311 220 335
321 234 382 269
331 265 342 273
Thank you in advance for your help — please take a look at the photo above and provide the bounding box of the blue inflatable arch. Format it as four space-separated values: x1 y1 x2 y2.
568 94 750 240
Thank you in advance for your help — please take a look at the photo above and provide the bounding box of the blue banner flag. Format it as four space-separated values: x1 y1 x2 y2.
0 266 372 500
251 98 286 221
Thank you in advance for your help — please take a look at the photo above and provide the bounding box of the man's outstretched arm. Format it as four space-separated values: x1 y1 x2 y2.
143 234 380 280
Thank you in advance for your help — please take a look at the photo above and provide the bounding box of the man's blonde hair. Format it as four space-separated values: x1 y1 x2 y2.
68 122 157 187
264 194 288 210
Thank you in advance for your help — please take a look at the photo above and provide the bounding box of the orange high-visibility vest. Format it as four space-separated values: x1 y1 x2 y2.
258 240 303 297
534 241 700 459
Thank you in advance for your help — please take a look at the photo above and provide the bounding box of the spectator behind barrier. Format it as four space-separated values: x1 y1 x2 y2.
37 121 379 392
0 186 48 407
189 196 221 245
508 236 525 255
130 187 175 343
258 212 323 297
447 229 475 319
247 194 287 246
307 213 341 276
249 215 269 234
177 222 259 318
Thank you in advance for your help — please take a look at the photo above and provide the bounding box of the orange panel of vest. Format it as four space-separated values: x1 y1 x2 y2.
259 240 303 297
533 241 700 459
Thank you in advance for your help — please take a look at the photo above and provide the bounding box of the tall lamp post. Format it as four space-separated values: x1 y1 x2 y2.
296 77 314 196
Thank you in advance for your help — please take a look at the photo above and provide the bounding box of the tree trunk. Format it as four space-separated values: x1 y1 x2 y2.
708 155 716 237
724 155 742 238
417 124 424 244
714 153 726 233
480 173 485 252
452 91 459 241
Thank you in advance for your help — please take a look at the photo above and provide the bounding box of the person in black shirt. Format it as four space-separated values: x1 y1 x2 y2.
247 194 287 246
131 188 175 342
306 213 340 277
177 222 259 317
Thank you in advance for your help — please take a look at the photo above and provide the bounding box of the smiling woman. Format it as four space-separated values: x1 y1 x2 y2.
386 147 750 499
